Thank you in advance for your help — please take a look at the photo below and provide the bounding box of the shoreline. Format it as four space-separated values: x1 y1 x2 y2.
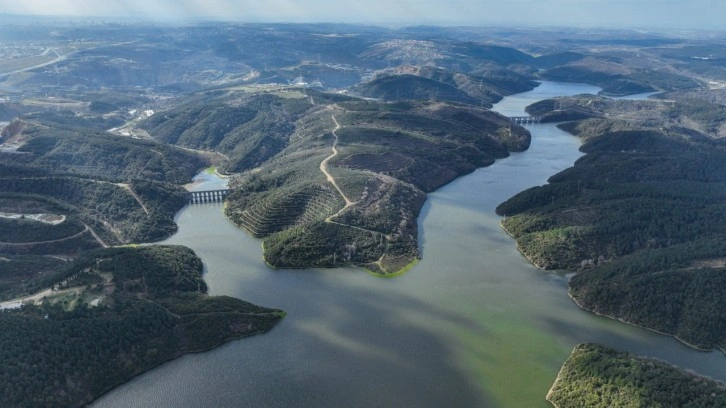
261 239 418 276
499 221 547 269
214 167 231 179
213 99 532 279
89 321 283 408
544 346 573 408
545 343 726 408
499 219 722 355
365 258 419 278
567 289 719 354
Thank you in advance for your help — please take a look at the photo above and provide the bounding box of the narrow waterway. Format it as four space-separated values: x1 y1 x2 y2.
92 82 726 408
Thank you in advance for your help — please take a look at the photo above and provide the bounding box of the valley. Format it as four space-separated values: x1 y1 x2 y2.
1 20 726 407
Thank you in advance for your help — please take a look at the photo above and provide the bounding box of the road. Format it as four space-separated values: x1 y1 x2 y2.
319 110 353 210
0 47 65 77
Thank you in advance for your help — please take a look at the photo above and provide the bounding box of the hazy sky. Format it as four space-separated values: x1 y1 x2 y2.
0 0 723 29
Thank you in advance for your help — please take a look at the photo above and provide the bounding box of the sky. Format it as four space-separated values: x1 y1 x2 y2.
0 0 724 30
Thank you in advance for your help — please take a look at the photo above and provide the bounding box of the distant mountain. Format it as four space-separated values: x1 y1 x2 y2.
352 73 480 104
534 51 586 69
540 56 701 96
352 65 537 106
359 39 535 66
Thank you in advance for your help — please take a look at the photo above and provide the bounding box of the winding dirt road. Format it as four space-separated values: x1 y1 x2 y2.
320 110 354 215
317 108 389 266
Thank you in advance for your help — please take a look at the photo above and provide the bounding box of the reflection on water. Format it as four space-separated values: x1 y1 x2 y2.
92 82 725 408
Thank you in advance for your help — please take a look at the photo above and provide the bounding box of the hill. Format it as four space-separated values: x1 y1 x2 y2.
526 94 726 137
352 73 480 104
3 119 205 184
497 112 726 349
198 91 530 274
359 39 535 68
0 246 284 408
1 69 285 408
539 56 701 96
352 65 537 106
547 343 726 408
139 92 310 174
0 119 201 252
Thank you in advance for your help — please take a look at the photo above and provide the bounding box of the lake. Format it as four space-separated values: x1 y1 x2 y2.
92 82 726 407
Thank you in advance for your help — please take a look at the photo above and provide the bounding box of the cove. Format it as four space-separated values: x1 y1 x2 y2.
91 82 726 408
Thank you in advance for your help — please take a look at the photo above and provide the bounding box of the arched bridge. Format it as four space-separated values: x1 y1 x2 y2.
188 189 230 204
509 116 542 124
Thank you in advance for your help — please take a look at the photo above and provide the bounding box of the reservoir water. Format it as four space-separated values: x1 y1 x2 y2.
92 82 726 407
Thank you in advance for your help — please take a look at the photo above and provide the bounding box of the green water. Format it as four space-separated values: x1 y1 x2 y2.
92 82 726 408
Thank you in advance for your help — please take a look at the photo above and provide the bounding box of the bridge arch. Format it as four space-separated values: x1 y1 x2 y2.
188 189 230 204
508 116 542 124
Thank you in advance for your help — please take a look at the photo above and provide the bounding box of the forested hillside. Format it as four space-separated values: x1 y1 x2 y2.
539 56 701 96
4 120 206 184
547 343 726 408
526 94 726 137
497 110 726 349
140 93 311 173
0 176 189 249
352 65 537 107
0 113 209 257
223 92 529 273
0 246 284 408
0 65 285 408
142 86 528 273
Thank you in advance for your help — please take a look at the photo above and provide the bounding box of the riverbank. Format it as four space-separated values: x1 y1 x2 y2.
499 220 546 270
545 350 569 408
0 245 286 408
545 343 726 407
567 289 719 354
504 213 721 354
90 316 284 408
503 215 719 354
91 81 726 408
366 258 419 278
